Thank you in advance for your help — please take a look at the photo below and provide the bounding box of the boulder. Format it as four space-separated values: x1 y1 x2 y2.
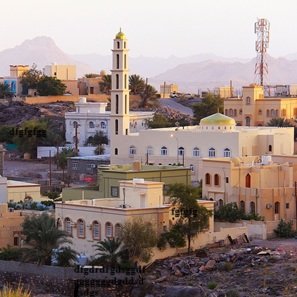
205 259 216 270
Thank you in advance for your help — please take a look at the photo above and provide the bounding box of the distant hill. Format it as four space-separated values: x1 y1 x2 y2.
0 36 93 77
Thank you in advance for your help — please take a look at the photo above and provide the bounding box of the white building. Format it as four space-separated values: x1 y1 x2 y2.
108 31 294 181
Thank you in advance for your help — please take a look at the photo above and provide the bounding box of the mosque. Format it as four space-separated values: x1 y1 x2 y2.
109 31 294 181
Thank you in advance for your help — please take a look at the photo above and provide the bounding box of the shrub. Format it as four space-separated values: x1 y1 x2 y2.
214 203 243 222
226 289 240 297
0 246 24 261
207 281 217 289
274 219 295 238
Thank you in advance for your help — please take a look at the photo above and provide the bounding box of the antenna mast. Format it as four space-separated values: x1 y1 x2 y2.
254 18 270 86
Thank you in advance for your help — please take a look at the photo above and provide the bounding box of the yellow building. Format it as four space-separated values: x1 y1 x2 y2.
43 64 76 80
160 83 178 98
224 84 297 126
9 65 29 77
201 156 296 237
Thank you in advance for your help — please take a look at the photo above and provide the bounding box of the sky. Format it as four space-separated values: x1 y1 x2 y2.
1 0 297 58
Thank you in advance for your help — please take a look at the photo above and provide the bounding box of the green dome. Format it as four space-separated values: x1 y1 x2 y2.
115 30 126 40
200 113 236 126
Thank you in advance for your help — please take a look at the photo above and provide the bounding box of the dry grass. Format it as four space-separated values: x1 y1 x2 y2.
0 284 31 297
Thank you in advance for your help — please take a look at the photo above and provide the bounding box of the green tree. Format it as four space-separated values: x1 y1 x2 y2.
99 74 111 94
93 238 124 266
167 183 212 253
0 125 14 143
20 64 42 95
140 84 158 108
22 213 72 265
147 114 172 128
214 202 243 223
267 118 294 127
193 93 224 124
274 219 295 238
129 74 145 95
37 76 66 96
56 148 77 181
85 131 109 155
119 218 157 262
0 83 12 99
55 246 78 267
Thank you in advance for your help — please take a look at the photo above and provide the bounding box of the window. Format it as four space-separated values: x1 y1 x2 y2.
205 173 211 185
266 109 270 117
286 203 290 209
245 116 251 126
258 109 262 115
72 162 78 170
129 145 136 155
117 41 120 49
114 148 118 155
73 121 78 128
271 109 275 117
234 109 237 117
178 147 184 156
89 121 94 128
246 96 251 105
101 121 106 129
116 74 119 89
275 202 280 214
214 174 220 186
92 221 101 240
77 219 85 238
115 94 119 114
124 42 126 48
208 147 216 157
193 147 200 157
147 146 153 155
124 74 127 89
114 223 121 238
268 145 272 152
229 109 233 116
225 109 228 116
190 164 194 172
124 54 127 69
105 222 113 238
64 218 72 235
239 109 242 115
250 201 256 214
240 200 245 213
161 146 168 156
225 177 229 183
125 95 127 114
224 148 231 157
218 199 224 208
111 186 119 197
116 54 119 69
115 119 118 135
245 174 251 188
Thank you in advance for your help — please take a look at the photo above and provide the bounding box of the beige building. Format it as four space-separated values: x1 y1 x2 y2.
43 64 76 80
7 180 41 202
160 83 178 98
9 65 29 77
56 178 215 257
201 156 296 236
224 84 297 126
215 86 234 98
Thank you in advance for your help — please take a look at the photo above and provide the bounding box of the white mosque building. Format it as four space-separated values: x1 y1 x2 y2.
109 31 294 181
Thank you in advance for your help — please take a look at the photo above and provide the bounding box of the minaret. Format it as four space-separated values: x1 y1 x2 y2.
110 29 130 157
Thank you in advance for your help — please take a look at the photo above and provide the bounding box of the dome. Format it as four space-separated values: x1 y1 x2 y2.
200 113 236 126
115 30 126 40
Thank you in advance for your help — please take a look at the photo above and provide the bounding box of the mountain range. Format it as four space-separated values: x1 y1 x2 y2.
1 36 297 92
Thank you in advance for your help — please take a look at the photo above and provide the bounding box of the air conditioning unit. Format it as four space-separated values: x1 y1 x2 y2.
266 203 272 209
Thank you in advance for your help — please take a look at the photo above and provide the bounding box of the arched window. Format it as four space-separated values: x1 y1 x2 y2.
92 221 100 240
246 96 251 105
218 199 224 208
124 74 127 89
205 173 211 185
64 218 72 235
89 121 94 128
225 109 228 116
229 109 233 116
117 41 120 49
114 223 122 238
268 145 272 152
116 54 119 69
129 145 136 155
239 109 242 115
266 109 270 117
214 174 220 186
271 109 275 117
124 42 126 48
147 146 153 155
275 202 280 214
240 200 245 213
193 147 200 157
124 54 127 69
161 146 168 156
116 94 119 114
224 148 231 157
116 74 119 89
101 121 106 129
77 219 85 238
245 116 251 126
115 119 118 135
115 148 118 155
245 174 251 188
234 109 237 117
178 147 184 156
250 201 256 214
105 222 113 238
73 121 78 128
125 95 127 114
208 148 216 157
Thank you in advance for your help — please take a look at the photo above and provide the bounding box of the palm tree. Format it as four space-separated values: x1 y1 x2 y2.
267 118 294 127
99 74 111 94
55 246 78 267
93 238 124 266
22 213 72 265
141 84 158 108
129 74 145 95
